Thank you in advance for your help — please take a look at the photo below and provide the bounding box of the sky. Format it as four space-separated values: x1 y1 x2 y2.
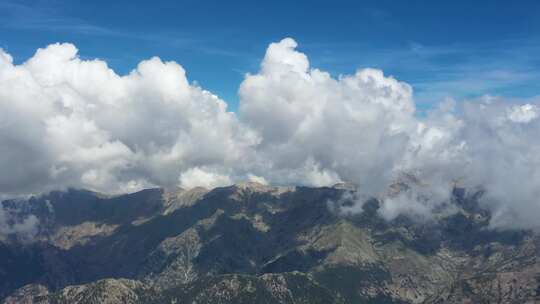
1 0 539 111
2 1 540 232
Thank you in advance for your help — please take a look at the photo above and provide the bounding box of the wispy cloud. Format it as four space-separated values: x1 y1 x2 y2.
0 0 248 59
0 0 118 36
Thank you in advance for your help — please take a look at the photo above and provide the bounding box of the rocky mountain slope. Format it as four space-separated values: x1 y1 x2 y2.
1 182 538 303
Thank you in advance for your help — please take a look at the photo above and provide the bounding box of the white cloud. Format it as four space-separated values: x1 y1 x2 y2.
1 38 540 230
239 38 416 193
508 103 538 123
179 167 232 189
0 43 254 197
396 96 540 229
246 174 268 185
447 97 540 230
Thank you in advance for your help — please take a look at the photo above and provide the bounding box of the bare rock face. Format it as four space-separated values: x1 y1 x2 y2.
1 183 539 303
3 284 49 304
428 238 540 304
162 186 209 214
51 221 119 250
51 279 149 304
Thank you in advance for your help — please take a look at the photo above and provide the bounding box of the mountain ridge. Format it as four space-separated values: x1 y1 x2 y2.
1 182 538 303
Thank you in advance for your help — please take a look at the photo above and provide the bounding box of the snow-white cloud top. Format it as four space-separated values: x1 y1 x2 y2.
239 37 416 192
1 38 540 230
0 42 255 197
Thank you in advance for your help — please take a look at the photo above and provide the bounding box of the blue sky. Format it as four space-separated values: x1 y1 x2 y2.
1 0 539 111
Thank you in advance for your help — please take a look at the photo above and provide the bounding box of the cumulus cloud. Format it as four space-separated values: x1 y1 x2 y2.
1 38 540 230
240 39 540 229
239 38 416 192
0 43 255 197
433 97 540 230
179 167 232 189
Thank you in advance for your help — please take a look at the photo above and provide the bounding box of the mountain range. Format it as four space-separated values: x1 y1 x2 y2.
1 182 538 303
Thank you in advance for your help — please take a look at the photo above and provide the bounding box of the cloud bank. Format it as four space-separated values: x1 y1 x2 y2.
0 43 255 197
1 38 539 230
